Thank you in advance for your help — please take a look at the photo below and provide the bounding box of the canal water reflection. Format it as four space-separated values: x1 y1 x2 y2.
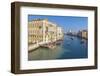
28 35 88 61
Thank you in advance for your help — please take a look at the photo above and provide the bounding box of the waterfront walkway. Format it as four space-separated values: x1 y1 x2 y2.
28 40 57 51
28 43 39 51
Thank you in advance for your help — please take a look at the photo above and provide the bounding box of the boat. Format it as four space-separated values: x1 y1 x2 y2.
40 45 48 48
40 43 56 49
56 41 62 45
67 43 70 46
80 41 84 44
48 45 56 49
70 37 73 40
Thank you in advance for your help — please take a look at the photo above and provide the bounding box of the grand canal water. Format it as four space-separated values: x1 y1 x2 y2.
28 35 88 60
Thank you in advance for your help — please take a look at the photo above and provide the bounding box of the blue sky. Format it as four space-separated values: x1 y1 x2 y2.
28 15 88 33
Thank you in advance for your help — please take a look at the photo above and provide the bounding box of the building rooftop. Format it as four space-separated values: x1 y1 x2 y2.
32 18 48 21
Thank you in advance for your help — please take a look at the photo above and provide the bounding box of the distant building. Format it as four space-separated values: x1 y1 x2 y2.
77 30 88 39
81 30 87 39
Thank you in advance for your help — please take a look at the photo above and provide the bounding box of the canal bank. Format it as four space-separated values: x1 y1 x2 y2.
28 39 63 52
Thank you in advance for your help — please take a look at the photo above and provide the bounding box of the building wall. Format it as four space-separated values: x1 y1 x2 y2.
28 19 63 44
56 27 63 40
28 19 44 44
